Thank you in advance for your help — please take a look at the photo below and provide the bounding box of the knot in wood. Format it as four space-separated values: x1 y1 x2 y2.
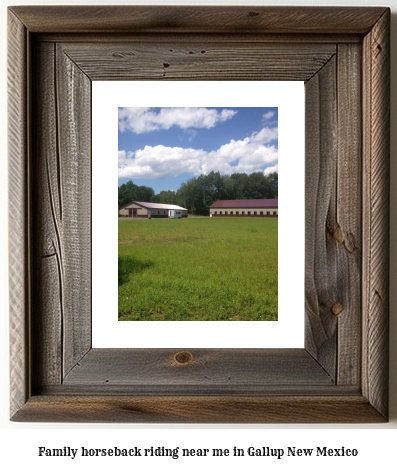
333 225 344 244
174 351 194 365
331 302 344 316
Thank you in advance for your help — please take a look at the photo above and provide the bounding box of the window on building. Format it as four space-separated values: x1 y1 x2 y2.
220 211 222 214
260 211 263 215
254 211 257 215
248 211 251 215
273 211 276 215
230 211 233 215
267 211 270 215
214 211 217 214
236 211 239 215
242 211 245 215
225 211 228 214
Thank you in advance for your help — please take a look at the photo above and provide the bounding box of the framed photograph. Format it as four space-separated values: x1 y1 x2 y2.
93 81 304 348
8 6 390 423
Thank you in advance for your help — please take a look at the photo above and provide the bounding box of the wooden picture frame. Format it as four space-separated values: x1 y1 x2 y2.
8 6 390 423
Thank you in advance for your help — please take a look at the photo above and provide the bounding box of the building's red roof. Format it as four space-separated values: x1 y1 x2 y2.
209 199 278 209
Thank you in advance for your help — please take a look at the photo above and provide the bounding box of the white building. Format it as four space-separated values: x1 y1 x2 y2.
119 201 188 218
209 199 278 217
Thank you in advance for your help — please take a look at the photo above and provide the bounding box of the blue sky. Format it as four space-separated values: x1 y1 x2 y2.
118 107 278 193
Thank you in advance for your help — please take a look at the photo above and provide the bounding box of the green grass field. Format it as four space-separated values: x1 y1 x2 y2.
118 218 278 321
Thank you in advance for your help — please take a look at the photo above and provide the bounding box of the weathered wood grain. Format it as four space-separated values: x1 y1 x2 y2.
31 42 91 387
8 10 29 419
9 6 387 34
32 42 63 387
362 9 390 419
62 348 333 389
304 56 338 379
12 396 386 424
56 45 91 377
34 33 363 45
8 6 390 423
60 42 336 82
335 44 362 386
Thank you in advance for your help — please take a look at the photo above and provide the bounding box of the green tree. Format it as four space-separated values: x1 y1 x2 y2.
118 180 155 209
266 172 278 198
119 171 278 214
154 190 177 205
134 185 155 202
118 180 136 209
246 172 269 199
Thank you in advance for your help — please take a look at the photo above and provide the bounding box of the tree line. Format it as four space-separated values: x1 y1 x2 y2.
118 171 278 216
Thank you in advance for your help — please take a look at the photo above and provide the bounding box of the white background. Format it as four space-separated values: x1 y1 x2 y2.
92 81 304 348
1 0 396 470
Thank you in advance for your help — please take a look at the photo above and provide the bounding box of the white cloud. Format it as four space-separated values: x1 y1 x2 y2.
251 127 278 143
262 111 275 120
118 145 205 179
118 126 278 180
264 164 278 175
118 150 128 166
118 107 237 134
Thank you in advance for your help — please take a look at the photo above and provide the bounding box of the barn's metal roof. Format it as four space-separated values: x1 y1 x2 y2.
209 199 278 208
133 202 188 211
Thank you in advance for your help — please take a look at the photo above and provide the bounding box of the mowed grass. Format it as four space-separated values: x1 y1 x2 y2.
118 218 277 321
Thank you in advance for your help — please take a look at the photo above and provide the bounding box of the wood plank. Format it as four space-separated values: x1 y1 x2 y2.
8 9 29 418
9 6 387 34
55 45 91 377
60 42 335 82
34 33 362 45
335 44 362 386
362 9 390 420
35 256 62 385
304 57 338 379
12 396 386 423
32 42 92 386
32 42 63 387
41 384 360 396
63 349 333 388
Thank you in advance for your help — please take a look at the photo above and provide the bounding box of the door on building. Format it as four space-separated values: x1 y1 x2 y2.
128 208 133 217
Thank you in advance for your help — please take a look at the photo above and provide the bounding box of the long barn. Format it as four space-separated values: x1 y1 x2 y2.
209 199 278 217
119 201 188 218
